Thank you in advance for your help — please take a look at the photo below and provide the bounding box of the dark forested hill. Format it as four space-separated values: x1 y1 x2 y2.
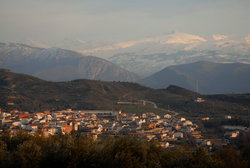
1 69 250 119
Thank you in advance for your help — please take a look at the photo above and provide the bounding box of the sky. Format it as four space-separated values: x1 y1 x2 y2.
0 0 250 43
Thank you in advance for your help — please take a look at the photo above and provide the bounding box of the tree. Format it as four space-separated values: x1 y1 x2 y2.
14 140 42 168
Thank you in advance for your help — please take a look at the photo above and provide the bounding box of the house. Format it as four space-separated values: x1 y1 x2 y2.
225 115 232 119
82 110 120 118
191 131 202 138
159 142 170 148
42 127 57 137
131 115 139 121
152 115 161 120
174 123 181 131
179 117 186 122
173 132 184 138
201 140 212 146
145 134 156 141
43 110 51 115
183 120 193 126
12 121 22 127
34 113 44 120
202 117 210 121
25 124 38 132
73 122 80 131
224 131 240 138
164 114 172 119
1 119 13 128
7 101 15 105
136 119 146 126
9 110 19 114
195 97 205 103
141 113 147 118
19 113 30 119
157 133 168 140
63 122 73 134
20 119 31 125
223 125 246 131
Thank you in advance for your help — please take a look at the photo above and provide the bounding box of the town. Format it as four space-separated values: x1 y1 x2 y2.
0 108 219 148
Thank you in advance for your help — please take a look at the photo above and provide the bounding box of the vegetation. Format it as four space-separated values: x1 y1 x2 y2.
1 69 250 120
0 132 249 168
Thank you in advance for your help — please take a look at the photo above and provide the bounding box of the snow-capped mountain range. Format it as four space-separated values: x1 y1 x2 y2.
21 32 250 77
1 32 250 94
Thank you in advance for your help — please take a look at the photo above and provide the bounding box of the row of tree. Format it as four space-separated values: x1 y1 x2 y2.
0 131 249 168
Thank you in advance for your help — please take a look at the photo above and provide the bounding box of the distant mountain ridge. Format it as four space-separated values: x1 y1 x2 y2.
0 42 139 82
139 61 250 94
16 32 250 77
75 32 250 77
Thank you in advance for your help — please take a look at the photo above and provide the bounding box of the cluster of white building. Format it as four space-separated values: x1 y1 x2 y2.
0 109 213 147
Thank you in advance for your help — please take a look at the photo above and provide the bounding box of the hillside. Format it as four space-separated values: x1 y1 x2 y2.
1 70 250 120
139 61 250 94
0 43 138 82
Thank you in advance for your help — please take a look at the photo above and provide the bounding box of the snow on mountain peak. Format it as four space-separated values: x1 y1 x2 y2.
215 40 240 47
79 32 207 54
245 35 250 45
0 42 41 57
212 34 228 41
31 47 83 60
114 37 160 49
160 32 207 44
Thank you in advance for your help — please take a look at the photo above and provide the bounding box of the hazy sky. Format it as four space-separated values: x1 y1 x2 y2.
1 0 250 42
